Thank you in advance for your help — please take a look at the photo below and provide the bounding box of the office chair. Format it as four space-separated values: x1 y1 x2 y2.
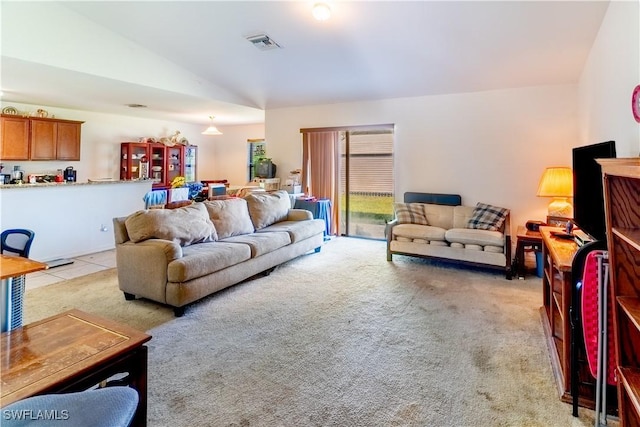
1 229 35 258
1 386 139 427
1 229 36 330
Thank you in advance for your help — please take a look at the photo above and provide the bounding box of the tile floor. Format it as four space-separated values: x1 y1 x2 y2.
25 249 116 290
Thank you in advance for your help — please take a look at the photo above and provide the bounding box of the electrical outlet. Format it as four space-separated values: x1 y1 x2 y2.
100 224 108 232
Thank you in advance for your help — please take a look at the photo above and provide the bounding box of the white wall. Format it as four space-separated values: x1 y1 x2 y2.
197 123 265 185
578 0 640 156
266 84 580 233
0 181 151 261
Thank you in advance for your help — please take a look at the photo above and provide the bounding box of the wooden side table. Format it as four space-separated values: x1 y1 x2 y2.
514 225 542 279
1 309 151 426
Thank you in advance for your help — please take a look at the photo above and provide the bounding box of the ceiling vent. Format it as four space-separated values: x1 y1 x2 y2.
246 34 281 51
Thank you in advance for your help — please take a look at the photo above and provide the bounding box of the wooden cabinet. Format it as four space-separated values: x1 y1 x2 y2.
184 145 197 182
30 118 82 160
0 116 29 160
120 142 185 189
539 227 611 410
0 115 83 161
599 158 640 427
540 227 580 402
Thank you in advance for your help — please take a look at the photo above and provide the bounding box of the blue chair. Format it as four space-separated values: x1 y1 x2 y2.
1 387 139 427
1 229 35 258
1 229 35 330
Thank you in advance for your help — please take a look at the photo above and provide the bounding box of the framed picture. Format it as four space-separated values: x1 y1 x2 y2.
547 216 572 228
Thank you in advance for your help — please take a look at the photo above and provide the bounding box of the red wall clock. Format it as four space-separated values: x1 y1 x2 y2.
633 85 640 123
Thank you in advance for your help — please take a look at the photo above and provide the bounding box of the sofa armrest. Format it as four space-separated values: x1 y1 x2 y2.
385 218 398 242
287 208 313 221
136 238 183 261
115 239 183 303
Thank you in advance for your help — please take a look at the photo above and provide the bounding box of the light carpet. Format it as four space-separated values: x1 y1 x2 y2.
25 237 601 426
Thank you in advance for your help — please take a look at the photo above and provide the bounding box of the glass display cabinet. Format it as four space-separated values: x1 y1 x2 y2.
121 142 185 189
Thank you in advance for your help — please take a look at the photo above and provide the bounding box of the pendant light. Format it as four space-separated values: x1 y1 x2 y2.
312 3 331 21
202 116 223 135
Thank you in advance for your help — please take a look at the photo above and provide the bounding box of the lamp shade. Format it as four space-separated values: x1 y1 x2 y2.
536 167 573 198
202 116 223 135
537 166 574 218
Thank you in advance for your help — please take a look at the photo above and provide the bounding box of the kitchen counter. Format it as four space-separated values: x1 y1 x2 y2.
0 179 152 261
0 179 152 189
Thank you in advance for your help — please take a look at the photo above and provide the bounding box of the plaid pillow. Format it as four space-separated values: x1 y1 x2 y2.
394 203 428 225
467 202 509 231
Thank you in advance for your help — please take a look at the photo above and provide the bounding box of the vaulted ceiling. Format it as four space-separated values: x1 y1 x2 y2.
0 1 610 126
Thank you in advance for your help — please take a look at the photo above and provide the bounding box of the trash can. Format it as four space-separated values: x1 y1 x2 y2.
535 251 544 278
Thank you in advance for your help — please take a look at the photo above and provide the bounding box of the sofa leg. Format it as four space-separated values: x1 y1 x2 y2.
387 252 392 261
314 247 321 253
505 266 513 280
174 306 186 317
262 267 275 276
123 292 136 301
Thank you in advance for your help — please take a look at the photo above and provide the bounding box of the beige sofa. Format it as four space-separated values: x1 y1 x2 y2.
113 190 325 316
386 193 512 278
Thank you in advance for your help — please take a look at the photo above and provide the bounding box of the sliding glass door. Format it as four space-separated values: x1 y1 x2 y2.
339 129 394 239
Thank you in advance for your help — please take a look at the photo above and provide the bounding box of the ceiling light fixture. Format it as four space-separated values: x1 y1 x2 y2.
312 2 331 21
202 116 223 136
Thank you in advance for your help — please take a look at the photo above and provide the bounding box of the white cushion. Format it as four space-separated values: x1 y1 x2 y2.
392 224 446 241
423 204 454 230
445 228 504 247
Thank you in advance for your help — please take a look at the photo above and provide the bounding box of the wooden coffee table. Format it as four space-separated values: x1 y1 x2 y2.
0 309 151 426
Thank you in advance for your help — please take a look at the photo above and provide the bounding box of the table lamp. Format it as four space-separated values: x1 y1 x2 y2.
537 166 574 218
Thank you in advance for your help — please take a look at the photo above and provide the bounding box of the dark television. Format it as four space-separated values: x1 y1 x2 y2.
255 159 277 178
572 140 616 242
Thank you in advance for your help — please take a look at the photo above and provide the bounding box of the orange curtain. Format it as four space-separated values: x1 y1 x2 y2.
301 131 340 236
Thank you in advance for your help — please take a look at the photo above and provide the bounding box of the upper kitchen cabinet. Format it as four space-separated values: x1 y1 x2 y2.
30 118 84 161
0 115 30 160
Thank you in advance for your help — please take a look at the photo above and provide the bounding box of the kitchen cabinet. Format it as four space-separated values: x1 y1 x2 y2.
120 142 186 189
0 116 29 160
30 118 83 160
0 115 83 161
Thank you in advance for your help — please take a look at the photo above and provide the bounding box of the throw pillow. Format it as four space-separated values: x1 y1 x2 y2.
394 203 428 225
245 190 291 229
125 203 217 245
467 202 509 231
203 198 255 239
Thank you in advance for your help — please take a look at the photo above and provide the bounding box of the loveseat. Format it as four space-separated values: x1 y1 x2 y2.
113 190 325 316
386 192 512 278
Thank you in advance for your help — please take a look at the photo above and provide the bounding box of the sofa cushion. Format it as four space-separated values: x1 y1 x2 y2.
221 231 291 258
467 202 509 231
257 219 325 243
125 203 216 246
392 224 446 241
168 241 252 282
203 198 255 239
394 203 428 225
453 206 476 229
445 228 504 248
423 204 455 230
245 190 291 230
